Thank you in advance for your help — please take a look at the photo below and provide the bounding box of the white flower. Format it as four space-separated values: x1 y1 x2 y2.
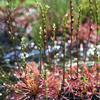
31 42 35 47
0 93 2 96
87 48 94 56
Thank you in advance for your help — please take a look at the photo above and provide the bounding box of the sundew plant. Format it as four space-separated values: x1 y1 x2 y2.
0 0 100 100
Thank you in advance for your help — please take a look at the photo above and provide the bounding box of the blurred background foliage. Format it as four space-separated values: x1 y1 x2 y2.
0 0 100 63
0 0 100 38
31 0 100 46
0 0 100 84
80 0 100 24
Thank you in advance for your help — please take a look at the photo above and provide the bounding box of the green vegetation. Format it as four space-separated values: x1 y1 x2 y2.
0 0 100 99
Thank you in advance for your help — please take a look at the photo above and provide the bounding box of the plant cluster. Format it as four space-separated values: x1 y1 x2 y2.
4 62 99 100
0 0 100 100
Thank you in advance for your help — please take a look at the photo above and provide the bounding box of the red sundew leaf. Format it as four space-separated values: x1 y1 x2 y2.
31 62 40 75
14 81 27 89
64 73 69 78
27 80 39 95
9 92 25 100
82 64 89 76
82 64 88 73
47 75 62 93
38 71 62 99
25 62 40 77
90 64 97 73
82 64 94 81
12 62 40 97
68 66 77 74
14 68 25 79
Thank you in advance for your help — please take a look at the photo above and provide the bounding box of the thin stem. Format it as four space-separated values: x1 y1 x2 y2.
60 17 67 94
39 4 49 99
69 0 74 77
88 0 93 41
52 23 57 66
84 0 93 62
94 0 99 86
39 47 42 73
76 4 81 78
